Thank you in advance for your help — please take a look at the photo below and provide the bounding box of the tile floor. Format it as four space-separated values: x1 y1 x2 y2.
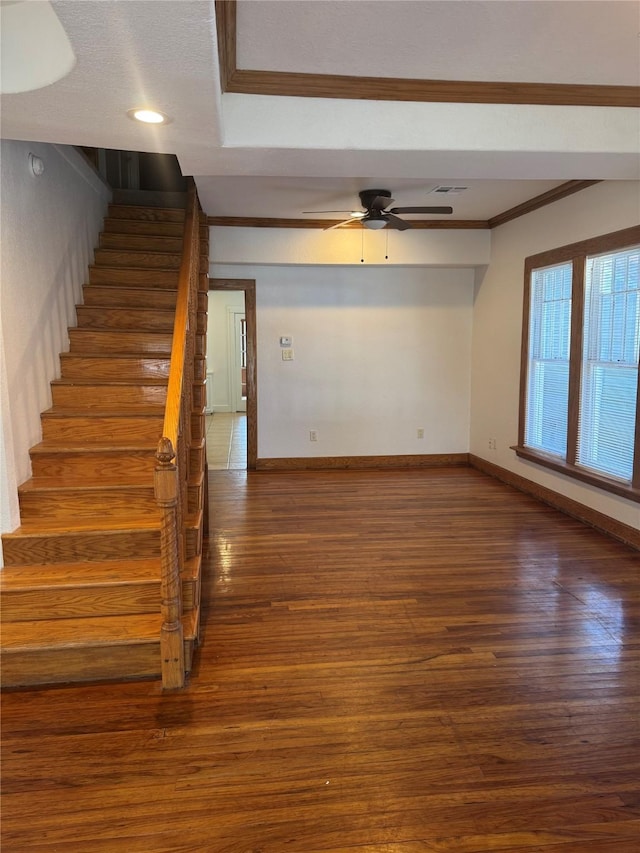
206 413 247 470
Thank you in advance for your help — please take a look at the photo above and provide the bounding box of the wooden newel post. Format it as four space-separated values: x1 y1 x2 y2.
155 437 185 689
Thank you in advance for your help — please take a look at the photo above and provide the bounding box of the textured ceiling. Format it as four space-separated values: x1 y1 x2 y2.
0 0 638 221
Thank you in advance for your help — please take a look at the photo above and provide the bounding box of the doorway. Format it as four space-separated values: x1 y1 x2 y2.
208 279 257 470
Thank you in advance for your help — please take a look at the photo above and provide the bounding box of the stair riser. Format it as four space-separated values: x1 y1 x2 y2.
89 267 179 288
3 584 160 622
69 329 172 354
193 383 206 411
1 644 162 687
103 218 184 237
41 415 163 443
188 479 205 515
30 450 156 480
1 631 196 687
100 232 184 253
51 384 167 410
102 219 207 242
108 205 185 223
75 306 175 332
191 413 206 443
3 578 196 622
94 249 182 270
19 489 159 522
82 286 177 309
186 517 202 561
191 441 205 473
1 529 160 565
60 354 170 381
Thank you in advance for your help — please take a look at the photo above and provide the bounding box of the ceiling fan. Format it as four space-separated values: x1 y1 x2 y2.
303 189 453 230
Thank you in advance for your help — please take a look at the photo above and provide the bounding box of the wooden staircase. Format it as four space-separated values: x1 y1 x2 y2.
1 198 209 688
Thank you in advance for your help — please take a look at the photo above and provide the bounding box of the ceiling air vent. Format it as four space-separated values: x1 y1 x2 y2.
429 186 468 195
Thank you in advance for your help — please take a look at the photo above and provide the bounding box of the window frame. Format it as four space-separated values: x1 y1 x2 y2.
516 225 640 503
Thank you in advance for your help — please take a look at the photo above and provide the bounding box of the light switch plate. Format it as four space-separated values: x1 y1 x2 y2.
281 348 294 361
280 336 292 347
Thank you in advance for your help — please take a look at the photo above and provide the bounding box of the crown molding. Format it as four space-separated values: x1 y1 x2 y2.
487 180 602 228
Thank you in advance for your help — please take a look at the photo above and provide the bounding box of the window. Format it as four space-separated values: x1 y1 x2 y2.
517 226 640 502
524 262 572 458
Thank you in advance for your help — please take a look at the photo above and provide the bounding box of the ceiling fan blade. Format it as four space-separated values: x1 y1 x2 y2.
369 195 395 212
389 206 453 215
324 218 356 231
385 213 411 231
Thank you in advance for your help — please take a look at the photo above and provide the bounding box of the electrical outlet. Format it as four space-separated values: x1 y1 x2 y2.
417 428 425 439
309 430 318 442
488 438 497 450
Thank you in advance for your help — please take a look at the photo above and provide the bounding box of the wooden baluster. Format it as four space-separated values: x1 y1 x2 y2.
154 437 185 689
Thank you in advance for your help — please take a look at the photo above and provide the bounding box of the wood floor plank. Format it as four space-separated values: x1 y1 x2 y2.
2 468 639 851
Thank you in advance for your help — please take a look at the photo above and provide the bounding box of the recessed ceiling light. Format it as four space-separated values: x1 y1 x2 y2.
127 108 171 125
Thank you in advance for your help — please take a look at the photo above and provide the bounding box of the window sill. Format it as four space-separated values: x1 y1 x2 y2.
512 445 640 504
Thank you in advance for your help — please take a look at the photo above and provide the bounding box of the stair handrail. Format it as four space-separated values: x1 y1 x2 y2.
155 179 199 689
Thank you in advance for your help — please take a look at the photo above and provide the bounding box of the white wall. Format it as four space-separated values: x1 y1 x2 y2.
206 289 245 411
0 141 110 561
213 264 474 459
470 180 640 529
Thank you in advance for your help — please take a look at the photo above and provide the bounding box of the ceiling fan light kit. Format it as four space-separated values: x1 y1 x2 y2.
363 216 387 230
307 189 454 231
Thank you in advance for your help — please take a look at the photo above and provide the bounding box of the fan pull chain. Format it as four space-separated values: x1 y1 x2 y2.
361 228 364 263
385 228 389 260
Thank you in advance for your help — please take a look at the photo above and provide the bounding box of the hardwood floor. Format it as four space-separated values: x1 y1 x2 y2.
2 467 639 852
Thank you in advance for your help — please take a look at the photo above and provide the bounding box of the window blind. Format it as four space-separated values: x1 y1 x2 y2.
577 247 640 482
524 262 573 457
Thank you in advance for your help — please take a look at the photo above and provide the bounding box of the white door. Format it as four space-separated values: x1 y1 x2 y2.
228 310 247 413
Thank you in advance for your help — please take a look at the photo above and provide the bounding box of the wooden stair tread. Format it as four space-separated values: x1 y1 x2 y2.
0 558 161 589
95 247 182 258
41 406 164 418
51 378 169 386
60 351 171 359
31 439 157 453
19 478 153 493
69 327 171 336
76 304 175 314
84 283 178 293
22 471 200 489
